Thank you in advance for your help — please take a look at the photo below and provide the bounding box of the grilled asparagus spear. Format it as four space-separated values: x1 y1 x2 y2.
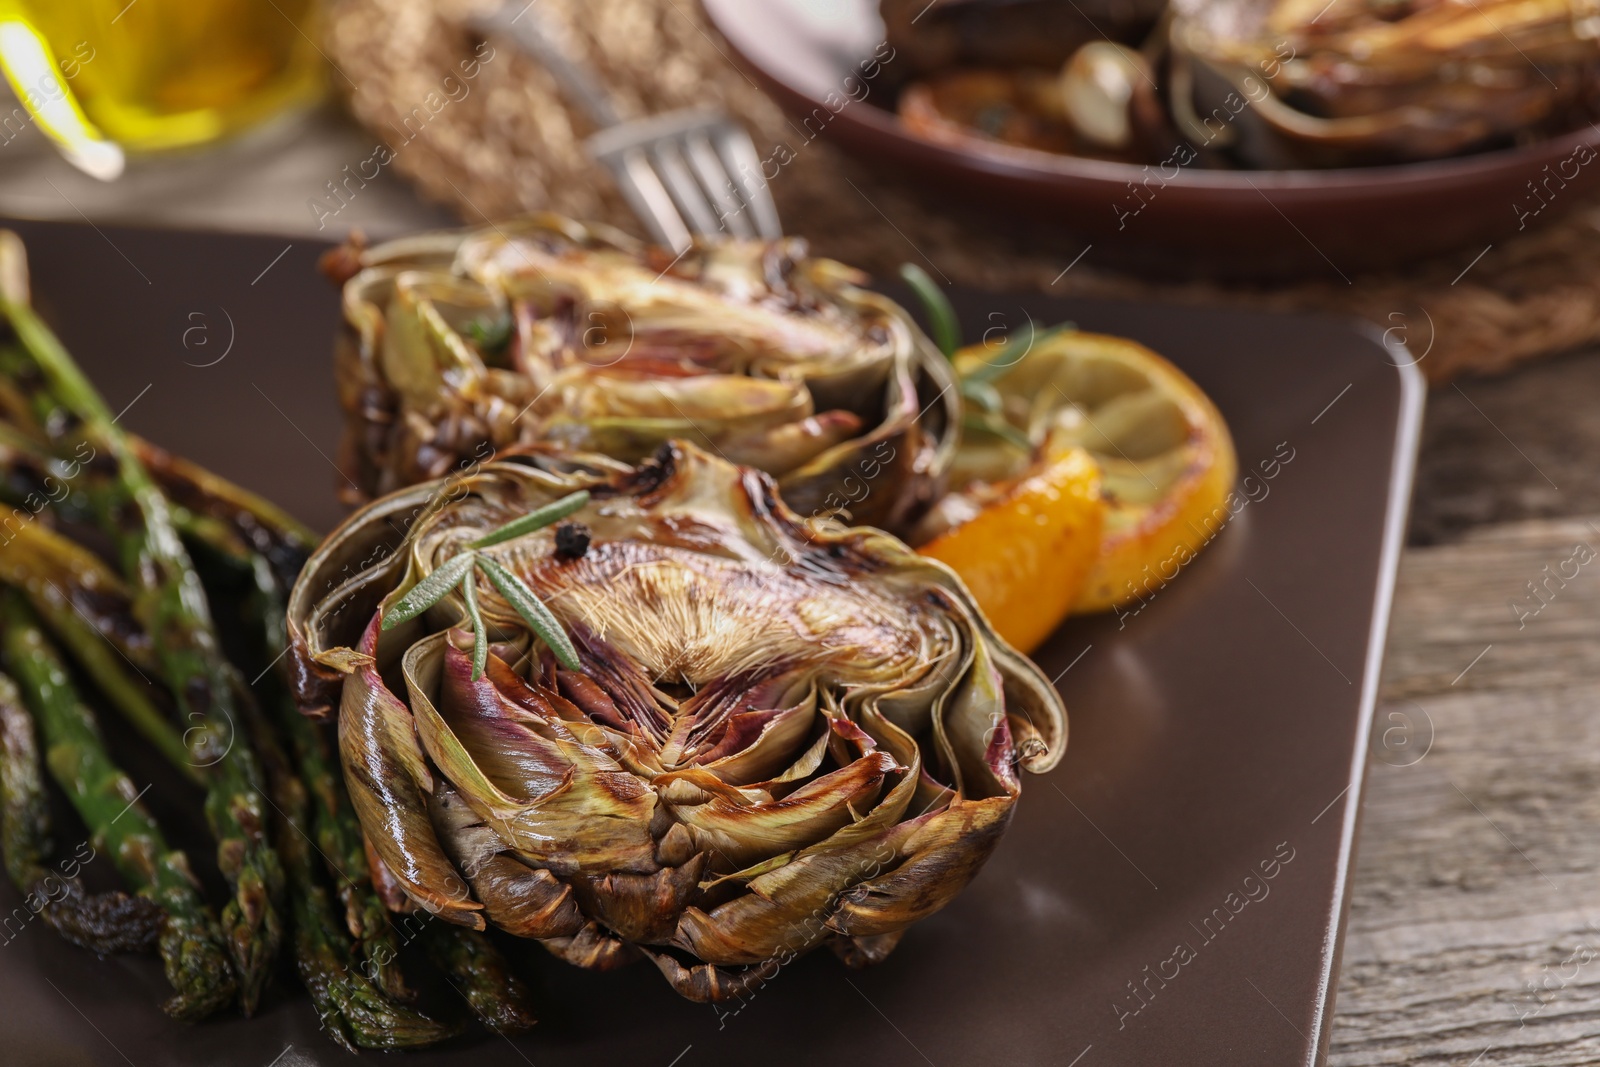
0 593 236 1019
272 663 418 1005
421 922 540 1036
172 431 544 1039
162 489 426 1011
0 520 200 782
221 532 417 1005
1 395 418 1012
237 664 454 1050
133 436 317 595
0 670 163 953
0 277 284 1013
201 509 537 1034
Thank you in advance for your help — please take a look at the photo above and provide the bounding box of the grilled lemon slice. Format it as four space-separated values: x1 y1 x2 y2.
923 328 1236 631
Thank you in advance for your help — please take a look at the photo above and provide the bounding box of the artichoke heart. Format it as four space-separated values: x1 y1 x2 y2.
286 440 1063 1000
331 215 958 536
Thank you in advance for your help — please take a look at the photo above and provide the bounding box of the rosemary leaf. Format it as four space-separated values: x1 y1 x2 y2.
475 556 580 671
383 553 477 630
461 571 488 681
898 263 961 358
469 490 591 549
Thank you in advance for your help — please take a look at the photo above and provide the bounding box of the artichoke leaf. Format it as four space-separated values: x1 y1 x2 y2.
406 638 658 875
830 930 906 969
750 736 920 870
382 272 496 407
826 796 1015 938
924 618 979 798
885 551 1067 775
554 370 812 428
643 950 783 1003
289 479 445 710
426 775 511 876
541 921 639 971
680 683 821 785
747 723 832 794
862 616 964 737
428 784 586 940
432 639 573 800
529 672 665 780
470 856 587 940
671 815 926 966
934 631 1018 800
569 852 708 944
718 411 865 476
674 751 899 869
490 662 666 779
338 617 485 928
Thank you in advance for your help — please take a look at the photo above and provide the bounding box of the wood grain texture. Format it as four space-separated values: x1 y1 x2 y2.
1410 349 1600 546
1331 515 1600 1065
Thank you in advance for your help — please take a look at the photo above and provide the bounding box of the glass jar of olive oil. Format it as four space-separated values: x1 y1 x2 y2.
0 0 323 152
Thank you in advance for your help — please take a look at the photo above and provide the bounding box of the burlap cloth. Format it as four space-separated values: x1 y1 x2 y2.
323 0 1600 384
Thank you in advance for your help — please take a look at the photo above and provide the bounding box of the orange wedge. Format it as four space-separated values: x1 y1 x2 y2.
918 445 1103 653
924 327 1236 632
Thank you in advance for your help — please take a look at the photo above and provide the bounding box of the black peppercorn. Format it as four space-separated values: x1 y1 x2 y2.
554 521 591 560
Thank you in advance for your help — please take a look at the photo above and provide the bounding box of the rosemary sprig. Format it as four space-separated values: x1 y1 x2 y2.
898 263 1084 458
898 263 959 358
897 260 1074 386
461 572 488 682
381 554 477 629
468 490 589 548
475 556 579 671
381 491 590 677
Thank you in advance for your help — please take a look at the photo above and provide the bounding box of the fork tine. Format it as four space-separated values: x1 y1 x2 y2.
712 128 782 240
607 147 692 254
649 140 722 238
481 8 783 247
683 133 755 240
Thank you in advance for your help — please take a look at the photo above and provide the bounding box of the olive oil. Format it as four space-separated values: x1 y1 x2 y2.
0 0 322 151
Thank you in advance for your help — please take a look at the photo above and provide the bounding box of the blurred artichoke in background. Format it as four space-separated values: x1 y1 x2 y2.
1170 0 1600 166
328 215 957 535
286 441 1063 1000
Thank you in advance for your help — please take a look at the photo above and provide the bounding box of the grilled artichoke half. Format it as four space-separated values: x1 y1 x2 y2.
1171 0 1600 166
330 215 958 535
286 441 1064 1000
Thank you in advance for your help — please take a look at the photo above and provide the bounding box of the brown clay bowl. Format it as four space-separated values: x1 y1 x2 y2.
702 0 1600 281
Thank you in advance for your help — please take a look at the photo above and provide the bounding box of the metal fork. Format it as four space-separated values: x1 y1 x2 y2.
470 3 782 253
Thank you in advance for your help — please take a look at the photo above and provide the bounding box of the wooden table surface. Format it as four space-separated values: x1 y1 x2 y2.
1330 353 1600 1067
1 103 1595 1067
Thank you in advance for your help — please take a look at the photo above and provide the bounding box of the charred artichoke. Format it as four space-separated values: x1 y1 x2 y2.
330 216 957 535
286 441 1063 1000
1171 0 1600 166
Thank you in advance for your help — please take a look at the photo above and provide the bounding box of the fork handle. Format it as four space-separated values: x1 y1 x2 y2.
471 5 622 128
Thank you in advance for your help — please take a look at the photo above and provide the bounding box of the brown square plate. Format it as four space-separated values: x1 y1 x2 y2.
0 217 1421 1066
